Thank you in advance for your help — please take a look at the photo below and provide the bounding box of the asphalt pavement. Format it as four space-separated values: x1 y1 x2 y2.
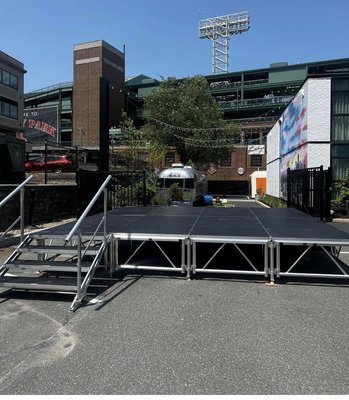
0 271 348 395
0 200 348 395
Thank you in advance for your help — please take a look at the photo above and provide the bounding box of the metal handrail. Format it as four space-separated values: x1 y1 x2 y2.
64 174 112 311
65 175 112 242
0 175 33 242
0 175 33 208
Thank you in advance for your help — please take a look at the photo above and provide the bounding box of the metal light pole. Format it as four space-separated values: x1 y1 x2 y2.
199 11 250 74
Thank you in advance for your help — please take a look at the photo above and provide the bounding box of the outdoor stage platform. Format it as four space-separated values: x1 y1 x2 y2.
36 206 349 282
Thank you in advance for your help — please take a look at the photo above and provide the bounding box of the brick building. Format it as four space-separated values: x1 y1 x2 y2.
73 40 125 149
0 51 26 182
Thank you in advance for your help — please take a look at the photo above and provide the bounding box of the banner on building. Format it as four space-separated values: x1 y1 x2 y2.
247 145 265 155
23 106 58 144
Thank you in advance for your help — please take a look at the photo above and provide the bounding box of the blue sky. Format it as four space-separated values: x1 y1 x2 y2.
1 0 349 92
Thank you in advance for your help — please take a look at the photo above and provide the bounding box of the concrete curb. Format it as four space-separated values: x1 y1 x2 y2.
255 200 270 208
0 237 20 248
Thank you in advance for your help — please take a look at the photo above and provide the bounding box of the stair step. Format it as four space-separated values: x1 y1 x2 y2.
18 245 99 255
4 260 91 273
31 233 104 241
0 276 77 292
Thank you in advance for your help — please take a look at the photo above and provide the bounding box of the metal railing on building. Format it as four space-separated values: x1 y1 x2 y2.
25 82 73 98
218 95 293 110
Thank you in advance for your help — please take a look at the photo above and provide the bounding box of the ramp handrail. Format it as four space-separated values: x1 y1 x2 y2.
65 175 112 243
0 175 33 243
64 174 111 311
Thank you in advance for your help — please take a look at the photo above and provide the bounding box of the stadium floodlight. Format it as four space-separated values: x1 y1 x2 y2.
199 11 250 75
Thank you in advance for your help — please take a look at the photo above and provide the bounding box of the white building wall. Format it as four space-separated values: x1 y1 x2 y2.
250 170 267 198
307 78 331 142
307 78 331 170
266 77 332 199
266 122 280 164
266 159 281 197
308 143 331 168
266 121 281 197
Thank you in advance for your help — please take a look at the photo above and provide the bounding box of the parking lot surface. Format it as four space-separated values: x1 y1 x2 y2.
0 269 348 395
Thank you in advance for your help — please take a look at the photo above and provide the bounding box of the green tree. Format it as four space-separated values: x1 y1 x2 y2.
112 111 166 170
332 174 349 215
143 75 241 165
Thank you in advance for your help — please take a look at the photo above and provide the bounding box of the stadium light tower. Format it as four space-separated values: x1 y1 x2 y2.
199 11 250 75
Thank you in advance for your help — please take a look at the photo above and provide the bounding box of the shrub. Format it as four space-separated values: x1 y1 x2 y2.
260 194 287 208
331 174 349 215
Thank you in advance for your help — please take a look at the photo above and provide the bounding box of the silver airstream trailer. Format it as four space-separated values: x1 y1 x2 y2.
156 163 208 203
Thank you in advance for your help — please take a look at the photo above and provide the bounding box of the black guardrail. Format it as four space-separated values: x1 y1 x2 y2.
287 166 332 221
76 169 147 217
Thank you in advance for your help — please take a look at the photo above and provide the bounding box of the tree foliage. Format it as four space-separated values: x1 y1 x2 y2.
111 111 165 170
332 174 349 215
143 75 241 165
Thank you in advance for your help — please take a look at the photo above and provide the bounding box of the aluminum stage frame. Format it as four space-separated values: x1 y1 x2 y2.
37 206 349 282
253 208 349 281
188 208 271 279
110 207 272 280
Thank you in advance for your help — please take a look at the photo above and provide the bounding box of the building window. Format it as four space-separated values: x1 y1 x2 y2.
61 97 72 110
10 74 18 90
137 151 148 161
9 103 17 119
0 68 18 90
251 154 262 167
0 98 18 119
332 78 349 141
2 70 10 86
165 152 175 166
245 131 261 144
331 78 349 191
219 154 231 167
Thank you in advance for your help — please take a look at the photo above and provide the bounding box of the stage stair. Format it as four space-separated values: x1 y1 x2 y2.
0 174 113 311
0 233 110 311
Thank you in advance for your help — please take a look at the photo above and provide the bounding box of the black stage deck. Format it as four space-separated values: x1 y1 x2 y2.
38 206 349 243
35 206 349 281
252 208 349 244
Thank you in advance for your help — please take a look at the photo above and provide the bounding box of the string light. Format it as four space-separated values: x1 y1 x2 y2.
172 134 239 148
151 105 283 132
149 117 266 148
150 118 237 132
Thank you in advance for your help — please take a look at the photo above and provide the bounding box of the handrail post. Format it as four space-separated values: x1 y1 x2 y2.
77 230 82 298
103 187 108 242
44 139 48 185
65 174 111 243
143 169 146 206
0 175 33 208
20 187 25 243
103 187 108 271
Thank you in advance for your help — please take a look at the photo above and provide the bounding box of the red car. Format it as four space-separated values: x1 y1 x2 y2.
25 155 74 173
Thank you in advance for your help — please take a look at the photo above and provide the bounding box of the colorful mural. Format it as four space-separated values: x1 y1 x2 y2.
280 144 308 198
279 89 308 198
280 90 308 156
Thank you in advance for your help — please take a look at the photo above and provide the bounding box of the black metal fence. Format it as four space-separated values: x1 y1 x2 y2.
207 180 249 196
76 170 147 216
287 166 332 221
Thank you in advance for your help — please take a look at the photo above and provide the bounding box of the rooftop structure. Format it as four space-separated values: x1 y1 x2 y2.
199 12 250 74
